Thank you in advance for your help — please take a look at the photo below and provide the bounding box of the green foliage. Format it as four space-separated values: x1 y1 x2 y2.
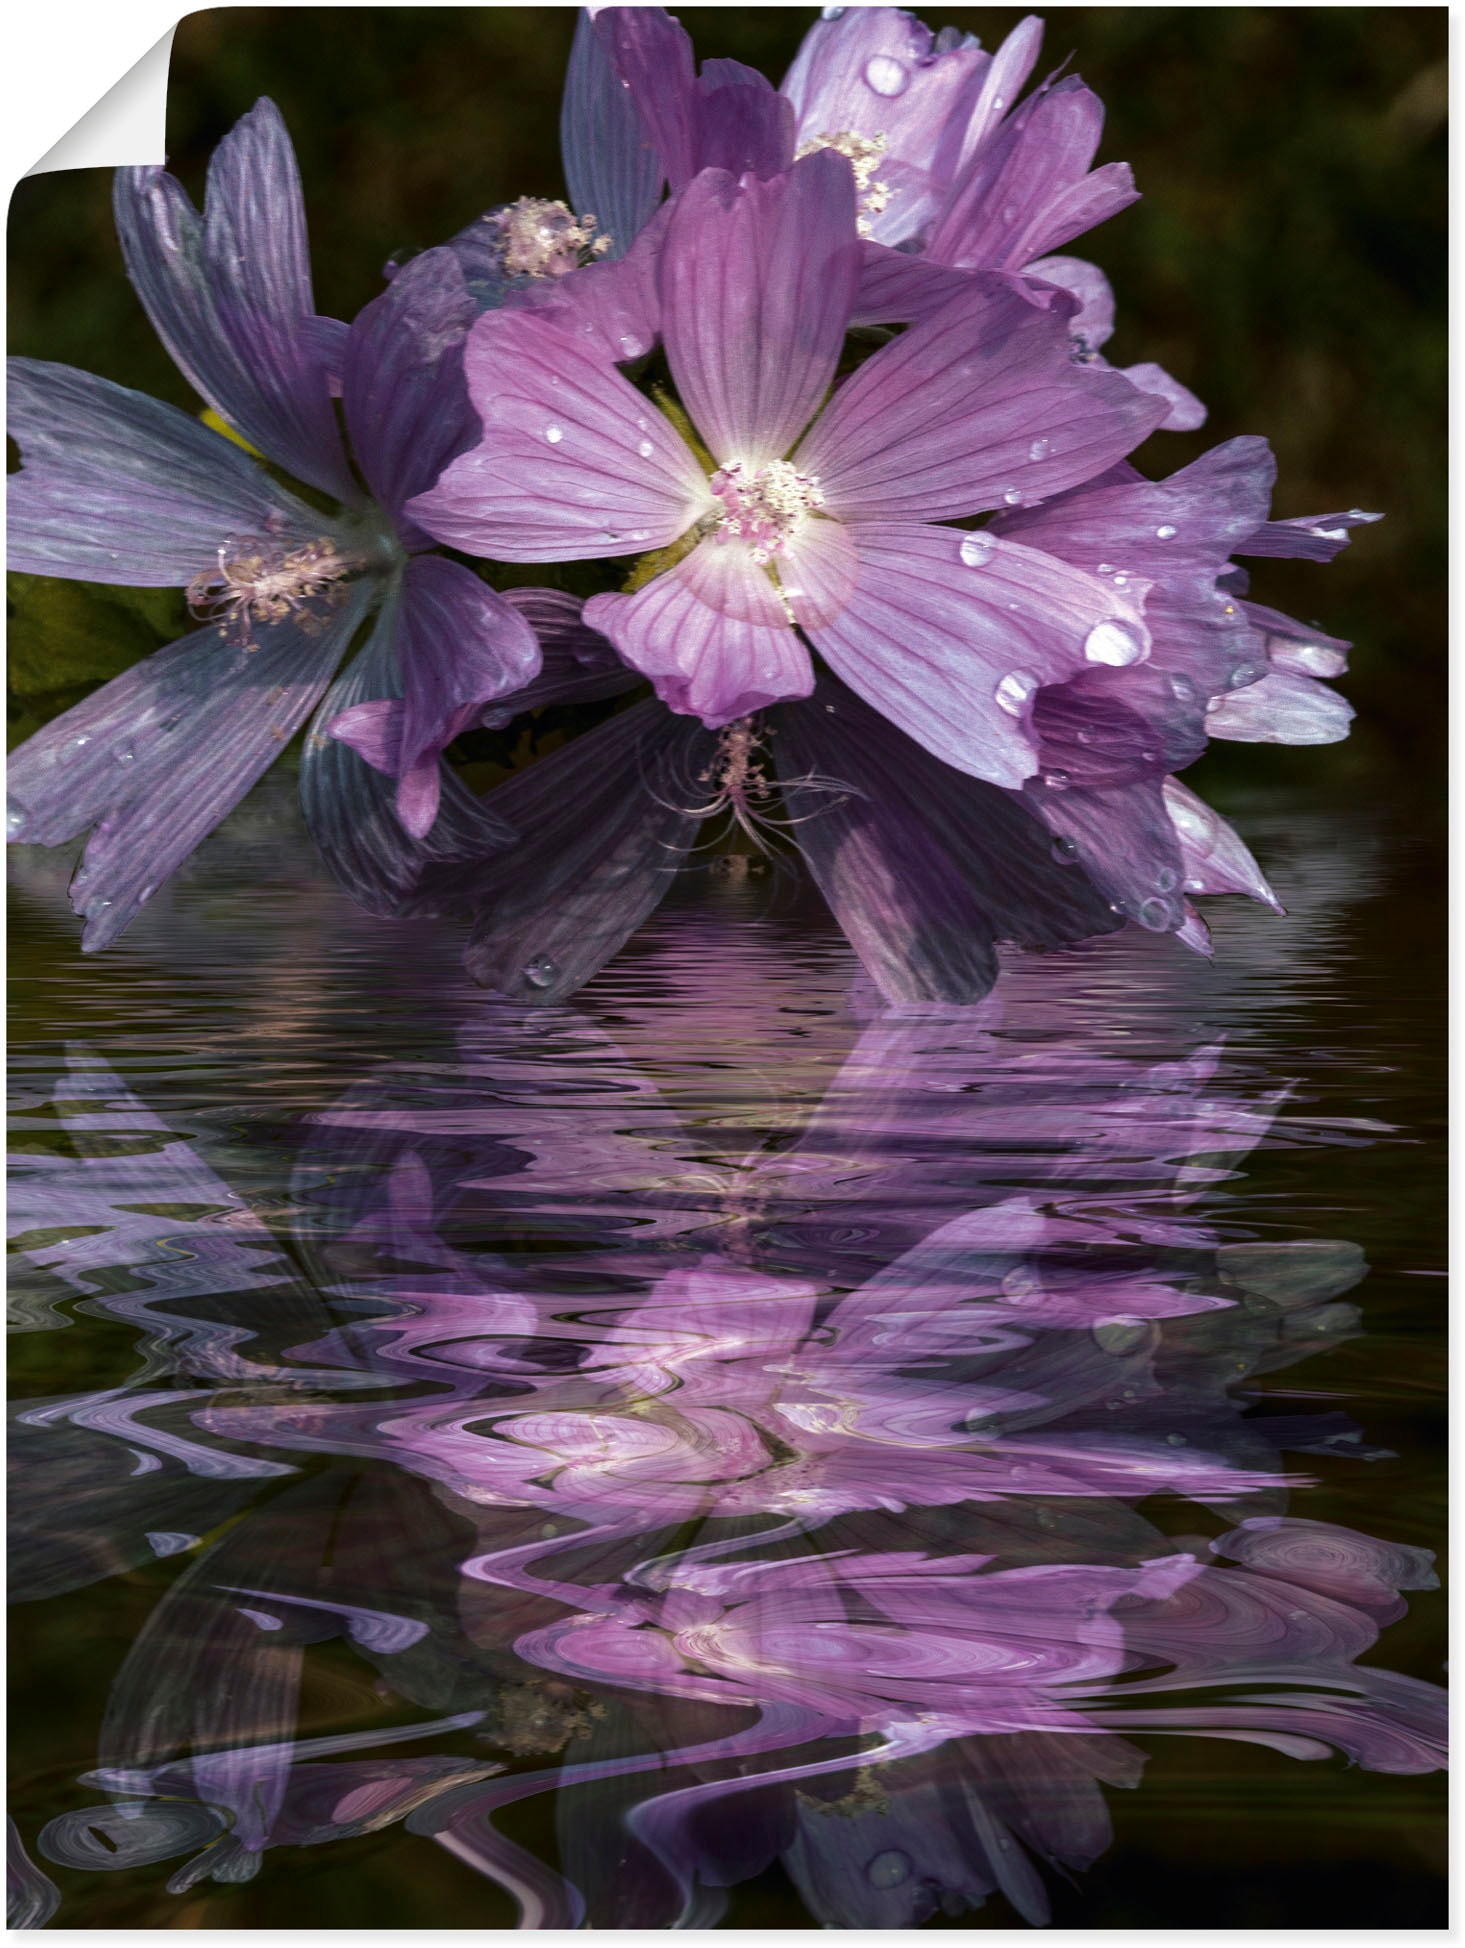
6 575 186 749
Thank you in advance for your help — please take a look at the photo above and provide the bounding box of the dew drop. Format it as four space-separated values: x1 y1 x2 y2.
138 883 156 905
160 713 181 733
1092 1316 1153 1356
864 54 909 96
1155 523 1177 539
1226 662 1262 689
618 333 645 358
1155 867 1178 893
1002 486 1023 505
958 532 996 569
1083 619 1145 666
1001 203 1020 226
523 955 556 990
1168 673 1198 702
6 807 27 839
867 1850 913 1888
1136 896 1172 930
1183 875 1205 893
113 743 136 766
1050 834 1080 865
995 668 1038 715
1043 768 1071 790
1111 573 1129 588
544 424 564 444
637 439 654 459
1027 437 1051 462
822 4 845 17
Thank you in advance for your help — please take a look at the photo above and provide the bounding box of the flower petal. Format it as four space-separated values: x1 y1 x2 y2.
7 584 373 949
1021 779 1187 933
479 589 642 725
1238 507 1384 563
594 6 699 190
661 152 860 469
1203 670 1355 745
797 277 1167 521
406 700 716 1003
586 539 813 727
1162 779 1282 912
561 8 665 258
395 555 541 779
113 100 356 502
7 359 320 584
798 522 1152 787
691 62 795 179
771 676 1117 1004
341 249 478 525
406 309 709 560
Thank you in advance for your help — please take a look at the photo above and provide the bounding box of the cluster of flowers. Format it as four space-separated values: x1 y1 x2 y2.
7 7 1377 1004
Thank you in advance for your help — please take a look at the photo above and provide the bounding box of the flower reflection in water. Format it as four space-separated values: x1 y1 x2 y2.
9 962 1442 1927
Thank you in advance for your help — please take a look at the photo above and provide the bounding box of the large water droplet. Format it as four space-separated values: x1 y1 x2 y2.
618 333 645 359
637 439 654 459
958 532 996 569
1043 768 1071 790
1092 1316 1154 1356
1155 523 1177 539
1027 437 1051 462
867 1850 913 1889
544 424 564 444
1002 486 1023 505
1168 673 1198 702
1136 896 1173 930
864 54 909 96
1083 619 1145 666
995 669 1038 715
523 955 556 990
822 4 845 17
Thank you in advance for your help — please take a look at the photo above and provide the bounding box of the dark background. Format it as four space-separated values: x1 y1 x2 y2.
8 6 1447 802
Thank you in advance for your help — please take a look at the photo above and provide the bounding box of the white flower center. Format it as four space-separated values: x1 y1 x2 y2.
187 537 359 647
486 196 612 278
709 461 824 565
795 129 891 237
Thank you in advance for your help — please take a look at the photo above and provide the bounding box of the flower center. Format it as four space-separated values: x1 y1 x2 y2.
486 196 612 278
187 536 360 647
709 461 824 565
795 130 891 236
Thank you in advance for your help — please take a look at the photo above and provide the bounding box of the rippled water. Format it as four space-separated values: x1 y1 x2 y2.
7 780 1445 1930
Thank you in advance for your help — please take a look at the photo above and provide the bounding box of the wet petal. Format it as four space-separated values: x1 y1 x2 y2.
1162 779 1282 912
1204 671 1354 745
561 8 666 258
797 277 1167 521
407 308 709 560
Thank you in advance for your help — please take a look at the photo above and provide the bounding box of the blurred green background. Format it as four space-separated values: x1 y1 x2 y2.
7 6 1447 802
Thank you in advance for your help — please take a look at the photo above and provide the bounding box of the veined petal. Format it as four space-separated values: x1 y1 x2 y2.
7 358 320 584
850 244 972 327
1162 779 1283 912
772 676 1117 1004
799 522 1152 787
585 539 812 727
1203 670 1355 745
1238 507 1383 563
113 100 356 502
561 8 665 259
395 556 541 784
1023 779 1187 934
479 589 641 725
595 6 699 189
7 585 372 950
692 62 795 179
661 153 861 470
406 309 709 560
952 15 1045 173
496 201 670 364
797 277 1167 521
300 586 517 916
406 700 716 1004
1025 254 1115 350
341 249 478 526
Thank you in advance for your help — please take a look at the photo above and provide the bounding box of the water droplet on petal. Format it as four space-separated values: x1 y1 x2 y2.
958 532 996 569
1051 834 1080 864
1166 1432 1189 1446
113 743 136 765
1001 203 1020 226
7 807 27 839
1043 768 1070 790
1156 523 1177 539
867 1850 913 1888
523 955 556 990
1168 673 1198 702
1137 896 1173 930
822 4 845 17
1096 563 1114 576
995 669 1038 715
637 439 654 459
1083 620 1145 666
618 333 645 358
864 54 909 96
544 424 564 444
1002 486 1023 505
1155 867 1178 893
1027 437 1051 462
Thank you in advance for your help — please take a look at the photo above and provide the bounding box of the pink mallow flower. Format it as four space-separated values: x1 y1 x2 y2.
408 150 1167 790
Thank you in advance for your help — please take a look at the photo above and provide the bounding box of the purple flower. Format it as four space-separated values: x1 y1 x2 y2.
411 151 1167 775
6 100 541 946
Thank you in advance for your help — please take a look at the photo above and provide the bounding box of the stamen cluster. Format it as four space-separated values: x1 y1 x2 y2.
795 129 891 236
708 461 825 565
186 537 358 647
486 196 612 278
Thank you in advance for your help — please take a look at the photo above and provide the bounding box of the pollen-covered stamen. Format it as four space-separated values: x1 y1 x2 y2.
795 130 891 237
708 461 824 566
486 196 613 279
187 536 360 647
